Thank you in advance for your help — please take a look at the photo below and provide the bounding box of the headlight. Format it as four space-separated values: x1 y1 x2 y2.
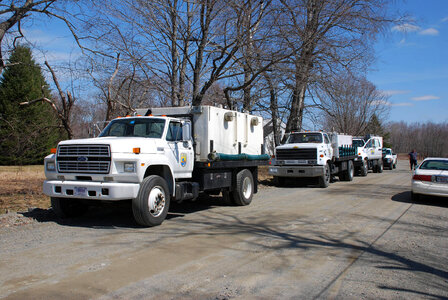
124 162 136 173
46 162 56 171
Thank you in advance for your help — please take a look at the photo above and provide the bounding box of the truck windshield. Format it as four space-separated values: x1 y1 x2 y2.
383 149 392 155
353 139 365 148
99 118 166 138
286 133 322 144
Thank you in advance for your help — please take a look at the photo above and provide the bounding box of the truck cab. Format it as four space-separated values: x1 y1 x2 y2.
269 131 356 188
353 135 383 175
382 148 397 169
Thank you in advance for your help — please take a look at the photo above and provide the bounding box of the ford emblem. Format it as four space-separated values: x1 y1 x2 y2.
77 156 88 162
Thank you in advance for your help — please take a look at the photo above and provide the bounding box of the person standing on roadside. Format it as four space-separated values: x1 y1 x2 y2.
408 149 418 170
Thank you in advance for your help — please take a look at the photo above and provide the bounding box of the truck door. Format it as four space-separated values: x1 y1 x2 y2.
166 120 194 178
323 133 333 158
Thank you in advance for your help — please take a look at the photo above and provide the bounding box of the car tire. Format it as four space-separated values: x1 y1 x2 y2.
132 175 170 227
233 169 254 206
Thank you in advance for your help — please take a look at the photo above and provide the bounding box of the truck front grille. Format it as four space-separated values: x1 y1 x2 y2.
276 148 317 160
57 145 111 174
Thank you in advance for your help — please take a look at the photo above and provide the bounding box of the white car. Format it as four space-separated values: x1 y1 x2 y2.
411 158 448 201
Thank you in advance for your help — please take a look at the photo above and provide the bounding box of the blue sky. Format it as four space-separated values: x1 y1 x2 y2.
368 0 448 124
21 0 448 125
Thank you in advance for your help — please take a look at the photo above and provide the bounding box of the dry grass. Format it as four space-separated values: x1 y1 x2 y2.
0 165 49 214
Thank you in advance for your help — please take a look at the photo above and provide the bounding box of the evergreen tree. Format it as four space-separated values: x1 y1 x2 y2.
365 114 391 147
0 46 62 165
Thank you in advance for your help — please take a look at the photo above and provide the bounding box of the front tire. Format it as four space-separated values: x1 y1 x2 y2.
319 163 331 188
378 160 383 173
133 175 170 227
233 169 254 206
360 160 368 176
51 197 88 218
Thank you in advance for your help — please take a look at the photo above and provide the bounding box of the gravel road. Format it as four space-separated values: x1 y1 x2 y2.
1 162 447 299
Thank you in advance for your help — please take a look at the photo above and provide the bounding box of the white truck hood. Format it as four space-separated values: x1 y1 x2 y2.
276 143 320 150
58 137 161 154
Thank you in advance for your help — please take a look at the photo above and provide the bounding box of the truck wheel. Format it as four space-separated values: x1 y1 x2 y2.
343 160 354 181
319 163 330 188
378 160 383 173
133 175 170 227
233 169 254 206
51 197 88 218
393 163 396 169
360 160 368 176
389 162 393 170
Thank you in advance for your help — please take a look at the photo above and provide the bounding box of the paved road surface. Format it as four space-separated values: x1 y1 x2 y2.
1 163 447 299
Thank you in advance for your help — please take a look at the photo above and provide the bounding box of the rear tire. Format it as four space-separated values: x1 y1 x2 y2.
51 197 88 218
342 160 354 182
132 175 170 227
360 160 368 177
319 163 331 188
233 169 254 206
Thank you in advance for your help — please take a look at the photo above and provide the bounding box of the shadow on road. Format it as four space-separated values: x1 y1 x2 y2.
391 191 448 208
19 193 235 228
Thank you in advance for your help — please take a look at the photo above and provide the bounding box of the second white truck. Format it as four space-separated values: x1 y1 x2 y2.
268 131 357 188
353 135 384 175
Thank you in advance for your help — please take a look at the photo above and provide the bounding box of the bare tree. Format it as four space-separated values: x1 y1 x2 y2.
277 0 393 141
311 73 389 135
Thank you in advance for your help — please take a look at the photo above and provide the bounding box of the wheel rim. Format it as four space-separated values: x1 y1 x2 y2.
147 186 166 217
242 177 252 199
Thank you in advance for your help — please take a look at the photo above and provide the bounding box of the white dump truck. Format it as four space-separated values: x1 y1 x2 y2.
43 106 269 226
268 131 357 188
353 135 383 175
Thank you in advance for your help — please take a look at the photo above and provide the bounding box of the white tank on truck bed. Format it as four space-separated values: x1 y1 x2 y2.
137 106 264 162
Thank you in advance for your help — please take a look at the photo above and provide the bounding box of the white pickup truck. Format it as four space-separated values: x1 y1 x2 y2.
382 148 397 170
353 135 383 176
43 106 269 226
268 131 357 188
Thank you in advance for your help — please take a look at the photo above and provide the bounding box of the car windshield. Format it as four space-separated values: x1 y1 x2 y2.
419 160 448 171
99 118 166 138
286 133 322 144
353 139 365 148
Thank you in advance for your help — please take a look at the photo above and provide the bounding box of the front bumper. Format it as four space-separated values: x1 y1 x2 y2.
268 165 325 178
43 180 140 200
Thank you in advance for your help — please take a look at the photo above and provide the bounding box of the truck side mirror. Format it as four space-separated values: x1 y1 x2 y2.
182 121 192 141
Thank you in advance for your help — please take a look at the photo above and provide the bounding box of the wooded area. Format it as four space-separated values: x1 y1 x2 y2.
0 0 446 164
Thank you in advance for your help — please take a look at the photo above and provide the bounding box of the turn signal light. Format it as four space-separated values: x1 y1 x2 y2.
133 148 141 154
412 174 432 182
51 148 57 154
320 154 324 158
